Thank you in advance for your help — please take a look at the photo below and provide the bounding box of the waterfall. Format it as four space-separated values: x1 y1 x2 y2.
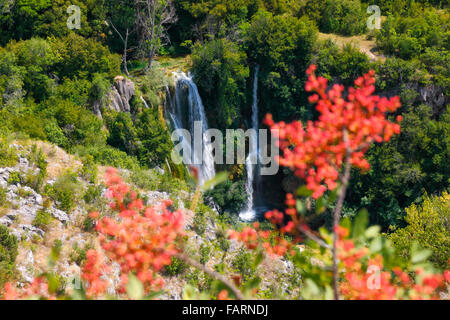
169 72 216 185
240 65 260 221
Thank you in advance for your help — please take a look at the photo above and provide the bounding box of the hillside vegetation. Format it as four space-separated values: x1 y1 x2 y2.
0 0 448 300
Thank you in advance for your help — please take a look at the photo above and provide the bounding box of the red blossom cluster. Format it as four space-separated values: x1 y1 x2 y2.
336 226 449 300
228 194 303 257
1 168 186 299
94 168 186 293
81 249 110 298
264 65 402 198
2 277 56 300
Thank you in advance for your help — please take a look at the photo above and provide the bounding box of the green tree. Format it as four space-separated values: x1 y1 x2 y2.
242 10 317 121
191 38 249 129
388 192 450 269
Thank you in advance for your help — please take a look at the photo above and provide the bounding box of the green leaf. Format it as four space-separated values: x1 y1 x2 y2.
352 209 369 239
243 277 261 291
370 237 383 252
201 171 228 191
253 251 264 268
144 290 165 300
304 279 320 297
315 196 326 214
296 199 306 215
126 274 144 300
412 249 432 264
365 225 381 239
297 185 313 197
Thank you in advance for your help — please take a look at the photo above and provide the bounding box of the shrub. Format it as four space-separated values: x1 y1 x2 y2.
199 244 211 265
80 155 98 184
140 66 167 108
46 171 81 213
44 120 69 149
7 171 22 185
128 168 161 191
74 145 140 170
70 243 94 267
32 209 52 231
0 137 18 167
232 248 256 281
0 225 18 287
0 187 6 207
135 108 174 168
193 212 207 236
24 146 47 191
314 41 372 86
163 257 189 276
388 192 450 269
83 185 102 205
204 180 247 215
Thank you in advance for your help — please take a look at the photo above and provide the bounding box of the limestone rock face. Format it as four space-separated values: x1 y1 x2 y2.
108 76 135 113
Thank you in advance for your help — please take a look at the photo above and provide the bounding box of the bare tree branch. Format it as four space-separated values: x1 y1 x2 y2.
331 129 352 300
134 0 177 70
175 253 246 300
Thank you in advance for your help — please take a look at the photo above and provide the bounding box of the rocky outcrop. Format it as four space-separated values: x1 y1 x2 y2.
0 147 70 241
108 76 135 113
92 76 136 117
417 84 448 115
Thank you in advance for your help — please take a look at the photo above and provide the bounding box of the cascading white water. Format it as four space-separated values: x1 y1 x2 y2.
240 65 260 221
170 72 216 185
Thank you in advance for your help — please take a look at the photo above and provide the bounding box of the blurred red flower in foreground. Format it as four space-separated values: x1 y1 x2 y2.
264 65 402 199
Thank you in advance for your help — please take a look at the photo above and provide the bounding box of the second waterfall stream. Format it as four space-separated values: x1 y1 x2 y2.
239 65 261 222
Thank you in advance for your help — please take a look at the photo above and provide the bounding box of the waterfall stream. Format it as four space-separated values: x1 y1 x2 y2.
240 66 261 222
169 72 216 185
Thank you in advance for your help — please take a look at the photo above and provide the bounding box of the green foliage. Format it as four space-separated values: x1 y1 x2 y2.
106 107 174 168
0 137 18 167
49 33 120 80
347 104 450 229
319 0 366 36
80 155 98 184
83 185 102 205
135 108 174 168
314 40 371 85
200 243 211 265
74 145 140 170
44 120 69 148
106 111 138 155
388 192 450 269
191 38 249 130
242 10 317 121
70 242 94 266
376 9 449 60
232 247 256 281
32 209 52 230
193 211 207 236
163 257 189 276
89 73 110 107
24 145 48 191
8 171 22 185
0 186 6 206
128 168 161 191
139 66 167 108
0 0 109 45
45 171 81 213
204 180 247 215
0 225 18 287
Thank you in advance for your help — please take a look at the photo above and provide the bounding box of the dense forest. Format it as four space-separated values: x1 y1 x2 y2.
0 0 448 300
